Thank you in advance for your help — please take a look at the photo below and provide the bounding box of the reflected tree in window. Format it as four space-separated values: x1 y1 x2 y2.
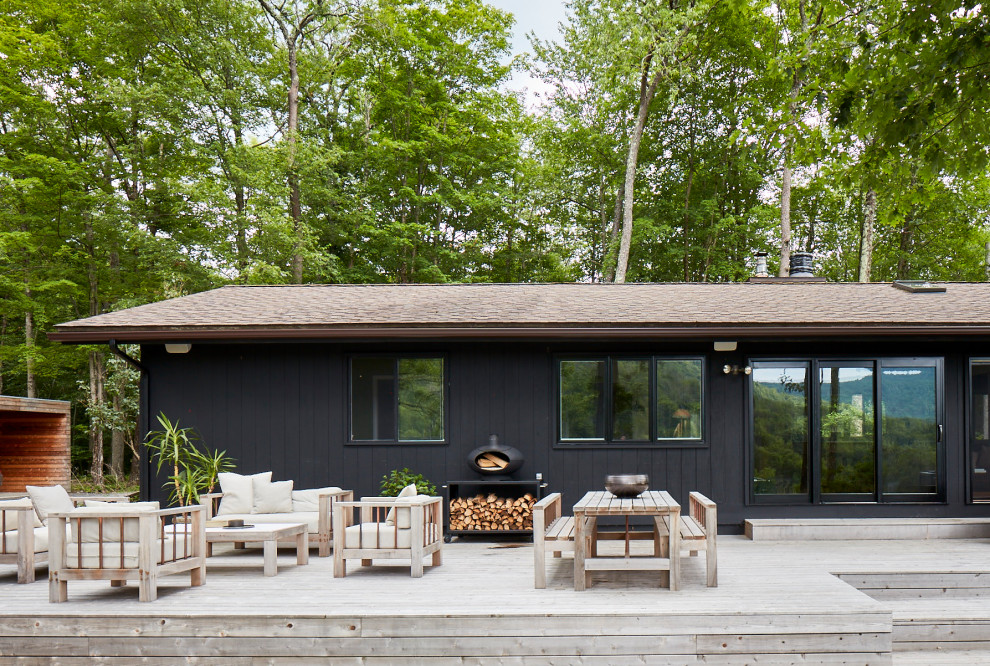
613 359 650 441
398 358 445 441
752 365 809 496
656 359 703 439
560 360 606 440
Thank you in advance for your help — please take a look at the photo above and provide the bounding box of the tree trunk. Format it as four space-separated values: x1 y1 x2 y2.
110 390 125 481
858 188 876 282
0 314 5 395
24 303 35 399
89 351 105 485
896 217 913 279
682 115 696 282
779 159 792 277
602 184 624 283
288 40 304 284
615 59 662 284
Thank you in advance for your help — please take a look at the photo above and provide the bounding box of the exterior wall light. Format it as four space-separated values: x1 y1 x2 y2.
713 341 738 352
165 343 192 354
722 364 752 375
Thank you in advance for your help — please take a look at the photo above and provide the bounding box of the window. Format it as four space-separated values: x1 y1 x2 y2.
557 356 704 444
350 356 445 443
969 360 990 502
750 357 942 504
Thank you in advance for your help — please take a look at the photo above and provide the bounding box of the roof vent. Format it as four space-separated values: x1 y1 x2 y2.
754 251 769 278
789 252 814 277
892 280 946 293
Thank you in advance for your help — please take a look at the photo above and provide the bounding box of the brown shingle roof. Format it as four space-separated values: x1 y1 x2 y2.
48 282 990 342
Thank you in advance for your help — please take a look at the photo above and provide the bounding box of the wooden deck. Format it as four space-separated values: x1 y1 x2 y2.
0 533 988 663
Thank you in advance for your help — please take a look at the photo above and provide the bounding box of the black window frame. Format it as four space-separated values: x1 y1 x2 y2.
554 354 707 449
746 355 945 506
347 353 448 446
966 357 990 504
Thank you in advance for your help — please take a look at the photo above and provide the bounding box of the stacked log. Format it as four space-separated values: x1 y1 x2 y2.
449 493 535 532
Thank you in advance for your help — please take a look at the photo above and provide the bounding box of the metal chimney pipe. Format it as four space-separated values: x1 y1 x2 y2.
754 251 769 278
789 252 814 277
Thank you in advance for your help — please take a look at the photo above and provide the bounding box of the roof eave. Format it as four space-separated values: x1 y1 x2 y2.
47 324 990 343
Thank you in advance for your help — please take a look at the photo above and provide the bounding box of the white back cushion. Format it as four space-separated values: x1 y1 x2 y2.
68 505 159 542
253 479 293 514
217 472 272 516
0 498 42 528
291 486 343 512
26 485 75 525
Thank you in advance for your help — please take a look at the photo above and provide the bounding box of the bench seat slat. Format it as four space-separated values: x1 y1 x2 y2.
679 515 706 540
545 516 575 541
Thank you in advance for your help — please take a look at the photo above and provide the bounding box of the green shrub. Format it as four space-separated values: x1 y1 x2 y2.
380 468 437 496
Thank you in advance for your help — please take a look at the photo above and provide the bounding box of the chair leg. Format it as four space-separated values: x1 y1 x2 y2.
139 571 158 602
49 574 67 603
111 580 125 588
432 548 442 567
333 549 346 578
411 556 424 578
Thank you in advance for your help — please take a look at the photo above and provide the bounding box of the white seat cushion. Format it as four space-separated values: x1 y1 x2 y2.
217 472 272 516
344 523 440 549
218 512 319 533
64 536 190 569
1 526 49 554
68 506 161 542
291 487 343 512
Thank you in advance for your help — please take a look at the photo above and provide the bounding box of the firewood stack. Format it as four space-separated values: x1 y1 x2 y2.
449 493 536 532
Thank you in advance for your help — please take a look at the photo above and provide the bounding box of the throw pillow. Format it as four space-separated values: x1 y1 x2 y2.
217 471 272 516
26 485 75 525
253 479 293 514
385 483 419 526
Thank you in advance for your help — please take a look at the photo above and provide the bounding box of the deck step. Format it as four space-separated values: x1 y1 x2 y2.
895 650 990 664
745 518 990 541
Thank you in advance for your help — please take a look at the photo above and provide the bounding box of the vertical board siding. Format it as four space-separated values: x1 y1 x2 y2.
143 340 981 526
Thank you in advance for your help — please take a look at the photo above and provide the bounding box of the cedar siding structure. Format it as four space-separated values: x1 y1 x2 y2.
0 396 71 493
50 282 990 531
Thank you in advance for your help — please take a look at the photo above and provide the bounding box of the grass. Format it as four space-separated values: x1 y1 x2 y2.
70 473 140 496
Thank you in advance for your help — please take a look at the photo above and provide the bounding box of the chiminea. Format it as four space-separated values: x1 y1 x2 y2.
467 434 524 477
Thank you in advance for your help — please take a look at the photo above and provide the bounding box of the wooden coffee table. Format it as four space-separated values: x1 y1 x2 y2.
193 522 308 576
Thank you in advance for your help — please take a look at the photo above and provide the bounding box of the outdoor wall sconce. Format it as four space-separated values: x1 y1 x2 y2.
713 341 738 352
165 343 192 354
723 364 752 375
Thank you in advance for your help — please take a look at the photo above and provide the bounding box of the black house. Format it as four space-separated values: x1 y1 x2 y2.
50 281 990 531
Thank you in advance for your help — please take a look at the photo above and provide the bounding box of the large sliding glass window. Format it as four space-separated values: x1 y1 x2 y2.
751 357 942 504
820 363 875 499
752 363 810 499
350 356 445 443
970 360 990 502
558 356 704 444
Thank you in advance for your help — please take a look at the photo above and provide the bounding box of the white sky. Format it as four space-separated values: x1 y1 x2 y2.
484 0 569 106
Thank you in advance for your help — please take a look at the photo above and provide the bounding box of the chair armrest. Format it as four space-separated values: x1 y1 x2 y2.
199 493 223 519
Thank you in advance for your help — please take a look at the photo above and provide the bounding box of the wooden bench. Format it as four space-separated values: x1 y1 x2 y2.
679 491 717 587
533 493 577 588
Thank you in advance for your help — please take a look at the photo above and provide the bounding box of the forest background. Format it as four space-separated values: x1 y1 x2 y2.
1 0 988 486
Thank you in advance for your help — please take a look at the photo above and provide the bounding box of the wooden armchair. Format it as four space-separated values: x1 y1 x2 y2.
48 504 207 602
332 496 443 578
0 500 45 583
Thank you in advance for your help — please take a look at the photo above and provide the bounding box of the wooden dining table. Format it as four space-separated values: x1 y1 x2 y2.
573 490 681 591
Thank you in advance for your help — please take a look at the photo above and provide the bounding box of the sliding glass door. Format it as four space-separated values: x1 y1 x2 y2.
751 357 943 504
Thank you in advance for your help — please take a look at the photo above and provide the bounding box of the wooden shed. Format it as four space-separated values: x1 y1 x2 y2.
0 396 71 493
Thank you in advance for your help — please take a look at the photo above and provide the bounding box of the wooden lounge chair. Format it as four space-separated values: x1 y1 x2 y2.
48 504 207 602
332 495 442 578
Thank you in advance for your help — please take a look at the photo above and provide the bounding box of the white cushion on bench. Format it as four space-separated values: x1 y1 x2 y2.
344 523 441 549
291 487 343 512
64 536 190 569
1 526 49 553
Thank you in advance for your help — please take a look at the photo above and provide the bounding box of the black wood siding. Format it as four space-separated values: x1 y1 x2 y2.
141 337 990 531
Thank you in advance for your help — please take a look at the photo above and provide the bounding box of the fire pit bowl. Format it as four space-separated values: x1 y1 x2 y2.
605 474 649 498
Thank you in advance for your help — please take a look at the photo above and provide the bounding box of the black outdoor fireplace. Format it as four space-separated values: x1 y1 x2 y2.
466 434 524 477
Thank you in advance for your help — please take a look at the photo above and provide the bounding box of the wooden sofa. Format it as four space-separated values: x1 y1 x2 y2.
202 486 353 557
332 496 443 578
48 504 207 602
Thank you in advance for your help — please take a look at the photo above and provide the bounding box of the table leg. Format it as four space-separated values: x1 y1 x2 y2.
264 539 277 577
668 509 680 591
297 531 309 566
574 512 586 591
